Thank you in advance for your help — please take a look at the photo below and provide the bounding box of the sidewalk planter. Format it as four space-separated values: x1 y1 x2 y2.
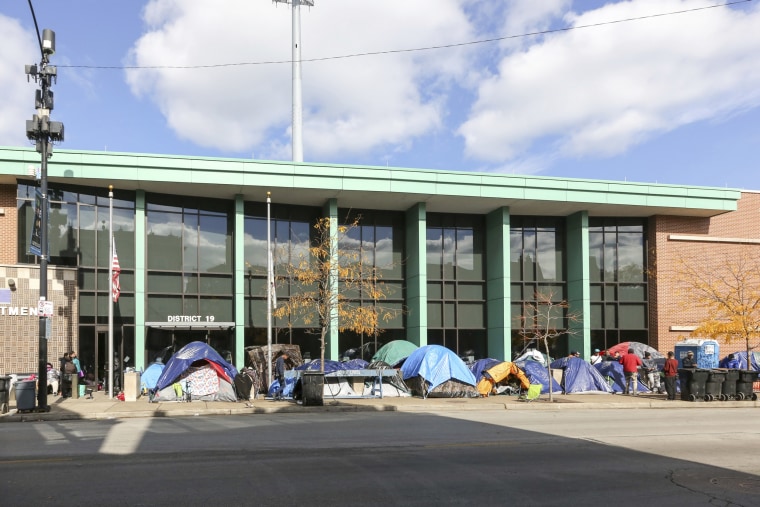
678 368 710 402
736 370 758 401
705 370 726 401
0 375 10 414
15 380 36 412
302 371 324 407
721 370 740 400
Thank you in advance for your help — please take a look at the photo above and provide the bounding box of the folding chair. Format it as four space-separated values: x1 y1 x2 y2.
519 384 542 402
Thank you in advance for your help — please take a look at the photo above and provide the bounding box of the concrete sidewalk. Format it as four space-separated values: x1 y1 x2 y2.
2 389 758 422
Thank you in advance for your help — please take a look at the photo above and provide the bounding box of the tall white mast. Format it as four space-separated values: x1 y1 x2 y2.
273 0 313 162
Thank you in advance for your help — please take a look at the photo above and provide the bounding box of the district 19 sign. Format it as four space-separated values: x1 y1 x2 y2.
167 315 216 323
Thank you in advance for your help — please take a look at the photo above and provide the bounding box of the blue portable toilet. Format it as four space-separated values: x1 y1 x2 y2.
675 339 719 368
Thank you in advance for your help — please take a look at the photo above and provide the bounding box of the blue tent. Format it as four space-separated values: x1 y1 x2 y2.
515 360 561 394
470 358 501 383
401 345 476 390
141 361 165 390
594 361 649 393
155 341 238 391
550 357 613 394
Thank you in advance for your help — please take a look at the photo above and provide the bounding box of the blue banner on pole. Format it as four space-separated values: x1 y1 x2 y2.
29 188 43 256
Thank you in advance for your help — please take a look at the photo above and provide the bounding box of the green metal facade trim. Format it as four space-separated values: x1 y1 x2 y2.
486 207 511 360
134 190 146 369
404 203 427 347
234 194 245 369
323 198 339 361
566 211 590 358
0 147 741 213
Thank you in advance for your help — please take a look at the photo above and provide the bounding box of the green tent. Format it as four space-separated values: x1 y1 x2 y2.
371 340 418 367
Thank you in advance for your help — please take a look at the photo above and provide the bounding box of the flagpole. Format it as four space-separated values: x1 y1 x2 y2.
266 192 273 389
108 185 114 399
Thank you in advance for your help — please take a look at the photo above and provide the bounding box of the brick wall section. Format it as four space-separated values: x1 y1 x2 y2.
0 264 78 374
0 184 17 265
650 192 760 354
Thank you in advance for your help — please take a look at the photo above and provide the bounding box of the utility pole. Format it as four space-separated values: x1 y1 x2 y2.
273 0 314 162
25 24 64 412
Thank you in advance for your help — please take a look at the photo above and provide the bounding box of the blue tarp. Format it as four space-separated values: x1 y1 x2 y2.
155 341 238 391
550 357 613 394
727 351 760 370
470 358 501 383
400 345 476 390
296 359 369 373
515 360 561 394
594 361 650 393
267 376 298 398
141 362 165 390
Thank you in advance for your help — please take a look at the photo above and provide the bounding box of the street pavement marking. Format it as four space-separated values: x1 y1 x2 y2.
32 422 70 446
0 457 72 465
98 418 152 455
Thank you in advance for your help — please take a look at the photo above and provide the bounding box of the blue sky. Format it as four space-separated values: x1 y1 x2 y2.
2 0 760 189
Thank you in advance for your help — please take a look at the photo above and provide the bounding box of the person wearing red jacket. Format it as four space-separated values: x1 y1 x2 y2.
619 348 643 396
663 351 679 400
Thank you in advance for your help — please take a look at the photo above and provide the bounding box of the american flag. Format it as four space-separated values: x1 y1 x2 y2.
112 237 121 303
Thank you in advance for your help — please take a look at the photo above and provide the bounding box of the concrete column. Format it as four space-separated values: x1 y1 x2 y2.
323 198 339 360
486 207 510 360
566 211 590 358
405 203 427 347
234 194 246 369
134 190 146 369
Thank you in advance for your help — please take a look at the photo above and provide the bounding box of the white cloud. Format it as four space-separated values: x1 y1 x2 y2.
126 0 476 159
459 0 760 163
0 15 40 146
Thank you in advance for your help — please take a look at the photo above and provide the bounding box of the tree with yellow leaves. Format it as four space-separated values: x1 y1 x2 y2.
272 216 399 373
676 250 760 369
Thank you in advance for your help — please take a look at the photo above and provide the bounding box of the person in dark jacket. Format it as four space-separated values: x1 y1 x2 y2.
663 351 678 400
619 348 643 396
682 351 697 368
273 352 289 401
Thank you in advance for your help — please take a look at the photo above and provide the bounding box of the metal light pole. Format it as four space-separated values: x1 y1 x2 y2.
25 24 64 411
273 0 314 162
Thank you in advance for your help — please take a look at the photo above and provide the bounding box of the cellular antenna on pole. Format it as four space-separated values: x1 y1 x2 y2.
273 0 314 163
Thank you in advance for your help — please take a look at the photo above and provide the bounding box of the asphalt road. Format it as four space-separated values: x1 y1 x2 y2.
1 408 758 506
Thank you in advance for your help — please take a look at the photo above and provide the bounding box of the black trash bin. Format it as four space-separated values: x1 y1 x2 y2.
678 368 709 402
721 369 740 400
15 380 37 412
736 370 758 401
0 375 11 414
705 370 726 401
301 371 324 407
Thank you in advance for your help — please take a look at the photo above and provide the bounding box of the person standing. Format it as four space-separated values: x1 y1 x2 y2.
590 349 603 365
663 351 679 400
682 351 697 368
70 351 82 375
619 348 643 396
642 352 661 393
273 351 289 401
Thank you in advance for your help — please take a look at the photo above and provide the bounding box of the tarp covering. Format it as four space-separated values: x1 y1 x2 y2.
607 342 664 359
727 351 760 370
477 362 531 396
514 349 551 366
515 360 561 394
401 345 477 391
594 361 650 393
470 358 501 384
405 376 478 398
371 340 419 367
155 342 237 391
296 359 369 373
550 357 613 394
367 360 412 395
141 361 165 390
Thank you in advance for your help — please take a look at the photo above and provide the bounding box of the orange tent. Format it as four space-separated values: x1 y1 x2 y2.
476 361 531 396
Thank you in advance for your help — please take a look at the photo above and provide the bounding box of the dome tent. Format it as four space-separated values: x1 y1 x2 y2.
401 345 478 398
153 342 238 402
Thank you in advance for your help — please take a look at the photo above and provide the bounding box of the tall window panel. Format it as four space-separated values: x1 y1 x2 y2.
509 217 567 358
588 218 648 351
243 204 320 360
337 209 405 361
426 213 486 358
